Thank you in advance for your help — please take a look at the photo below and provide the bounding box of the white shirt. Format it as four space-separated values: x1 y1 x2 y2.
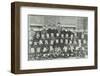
60 39 63 43
45 40 48 44
65 39 68 44
81 34 84 39
34 42 37 45
56 39 59 43
43 47 47 52
51 33 54 37
39 40 43 45
37 47 41 53
56 33 59 37
41 34 45 39
61 34 64 38
46 33 49 38
63 46 68 52
66 34 68 38
51 40 54 44
50 46 54 51
31 48 35 53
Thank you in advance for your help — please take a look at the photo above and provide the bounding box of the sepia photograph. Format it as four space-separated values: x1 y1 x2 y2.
28 15 88 60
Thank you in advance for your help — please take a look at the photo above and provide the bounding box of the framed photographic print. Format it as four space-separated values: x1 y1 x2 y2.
11 2 98 74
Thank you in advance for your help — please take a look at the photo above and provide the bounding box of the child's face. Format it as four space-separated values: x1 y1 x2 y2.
56 39 59 43
51 33 54 36
70 41 72 44
60 39 63 43
47 33 49 37
74 33 77 37
61 34 64 37
66 34 68 37
56 33 59 36
65 39 68 43
71 34 73 38
78 40 81 43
